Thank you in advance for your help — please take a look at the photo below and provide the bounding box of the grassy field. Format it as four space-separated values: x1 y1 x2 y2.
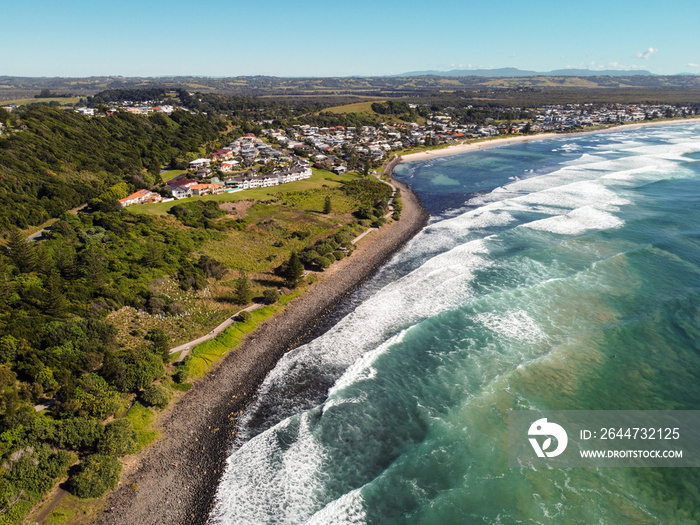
117 167 368 344
129 168 361 216
29 492 105 525
1 96 81 106
159 169 188 181
126 402 160 449
320 100 386 115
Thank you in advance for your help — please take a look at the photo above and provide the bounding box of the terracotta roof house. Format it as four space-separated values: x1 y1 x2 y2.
119 189 163 207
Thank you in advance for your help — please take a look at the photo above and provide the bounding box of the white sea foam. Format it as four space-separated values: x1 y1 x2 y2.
473 310 545 343
306 489 367 525
211 124 700 523
327 330 407 399
522 206 625 235
210 413 326 524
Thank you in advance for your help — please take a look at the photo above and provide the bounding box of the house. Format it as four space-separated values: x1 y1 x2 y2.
167 178 198 188
167 185 192 199
119 189 163 207
212 149 233 161
190 183 225 196
189 158 211 169
75 107 95 116
232 174 279 190
195 168 213 178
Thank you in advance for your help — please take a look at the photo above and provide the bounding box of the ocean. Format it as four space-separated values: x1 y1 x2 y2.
210 123 700 524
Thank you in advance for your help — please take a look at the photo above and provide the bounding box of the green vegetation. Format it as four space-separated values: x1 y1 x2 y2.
0 89 398 523
0 97 82 107
321 100 386 115
140 385 172 410
283 252 305 287
68 454 122 499
130 168 358 215
125 402 159 449
232 273 254 305
184 293 299 379
0 105 226 229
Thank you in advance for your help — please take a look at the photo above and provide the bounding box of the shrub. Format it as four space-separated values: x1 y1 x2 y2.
140 385 171 410
333 250 346 261
173 366 189 384
197 255 227 279
102 347 165 392
262 288 280 304
52 418 105 451
69 454 122 499
314 242 334 256
314 255 331 269
238 310 252 322
97 419 137 456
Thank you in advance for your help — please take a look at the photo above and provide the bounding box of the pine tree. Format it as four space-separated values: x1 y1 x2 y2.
5 228 36 273
323 195 332 214
82 245 106 287
284 252 305 288
232 273 253 305
42 272 67 317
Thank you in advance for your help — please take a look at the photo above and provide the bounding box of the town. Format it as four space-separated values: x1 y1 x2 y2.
5 96 694 208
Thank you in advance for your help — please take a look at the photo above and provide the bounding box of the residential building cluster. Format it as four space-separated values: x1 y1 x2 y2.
68 99 696 209
119 134 312 207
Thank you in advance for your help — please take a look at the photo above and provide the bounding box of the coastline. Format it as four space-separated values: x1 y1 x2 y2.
400 117 700 163
95 167 428 525
92 117 700 524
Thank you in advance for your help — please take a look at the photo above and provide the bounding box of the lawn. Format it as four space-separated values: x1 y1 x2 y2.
1 96 82 106
159 169 188 181
126 402 160 449
320 100 386 115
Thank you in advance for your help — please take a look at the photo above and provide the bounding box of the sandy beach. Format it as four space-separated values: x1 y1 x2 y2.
400 117 700 163
95 171 428 525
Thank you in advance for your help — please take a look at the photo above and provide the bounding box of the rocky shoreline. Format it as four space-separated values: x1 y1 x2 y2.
96 167 428 525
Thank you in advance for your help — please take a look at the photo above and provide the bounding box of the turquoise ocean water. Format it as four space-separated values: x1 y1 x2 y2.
210 124 700 524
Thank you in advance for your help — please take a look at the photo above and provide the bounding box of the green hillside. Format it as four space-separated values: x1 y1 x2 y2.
0 106 226 228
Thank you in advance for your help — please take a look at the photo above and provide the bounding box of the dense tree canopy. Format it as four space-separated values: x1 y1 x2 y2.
0 106 226 228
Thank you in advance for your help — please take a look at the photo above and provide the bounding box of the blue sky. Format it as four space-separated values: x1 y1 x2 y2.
3 0 699 77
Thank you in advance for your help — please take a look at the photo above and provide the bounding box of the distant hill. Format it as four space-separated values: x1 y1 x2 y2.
398 67 655 77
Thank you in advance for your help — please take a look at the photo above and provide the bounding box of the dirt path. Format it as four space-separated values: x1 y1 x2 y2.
169 303 264 361
32 486 68 523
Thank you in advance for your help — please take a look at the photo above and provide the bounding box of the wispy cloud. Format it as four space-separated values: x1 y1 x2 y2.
636 47 657 60
687 63 700 68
